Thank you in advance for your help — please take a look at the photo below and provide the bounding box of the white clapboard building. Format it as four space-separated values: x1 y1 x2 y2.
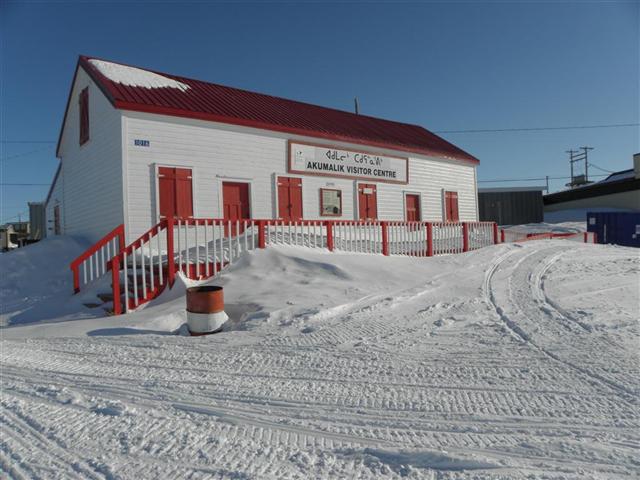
47 55 480 244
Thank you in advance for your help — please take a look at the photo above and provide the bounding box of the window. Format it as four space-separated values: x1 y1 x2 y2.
444 191 459 222
158 167 193 219
79 87 89 145
320 188 342 216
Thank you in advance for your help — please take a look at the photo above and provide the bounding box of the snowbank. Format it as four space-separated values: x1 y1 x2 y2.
0 236 101 327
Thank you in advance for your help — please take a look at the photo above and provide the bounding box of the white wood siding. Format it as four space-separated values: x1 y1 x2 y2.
57 67 124 243
123 112 478 241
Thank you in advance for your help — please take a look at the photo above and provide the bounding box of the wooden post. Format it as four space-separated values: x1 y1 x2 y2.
111 256 121 315
325 221 334 251
381 222 389 256
258 221 266 249
426 222 433 257
118 225 126 252
166 217 176 287
493 223 499 244
462 222 470 252
72 266 80 294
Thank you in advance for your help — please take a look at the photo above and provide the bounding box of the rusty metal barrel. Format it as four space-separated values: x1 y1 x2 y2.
186 286 228 335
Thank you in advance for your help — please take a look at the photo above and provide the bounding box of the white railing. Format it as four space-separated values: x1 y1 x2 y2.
332 221 383 254
264 220 327 249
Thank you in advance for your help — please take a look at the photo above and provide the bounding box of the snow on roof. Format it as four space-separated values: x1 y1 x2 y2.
598 169 634 184
88 59 190 92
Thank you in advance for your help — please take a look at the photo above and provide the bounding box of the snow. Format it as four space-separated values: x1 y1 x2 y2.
502 221 587 234
88 59 190 92
1 239 639 478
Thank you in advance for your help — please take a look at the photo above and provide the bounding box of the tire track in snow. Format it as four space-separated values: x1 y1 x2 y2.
0 401 106 480
531 249 593 333
485 244 638 400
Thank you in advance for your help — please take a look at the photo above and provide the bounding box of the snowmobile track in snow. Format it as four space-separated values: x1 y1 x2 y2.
485 244 637 401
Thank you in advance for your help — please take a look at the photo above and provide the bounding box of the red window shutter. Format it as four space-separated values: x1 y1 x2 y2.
445 191 459 222
158 167 176 218
79 88 89 145
175 168 193 218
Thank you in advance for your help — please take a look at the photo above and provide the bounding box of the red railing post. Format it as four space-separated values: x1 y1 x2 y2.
462 222 470 252
258 221 266 249
118 226 125 252
326 221 334 251
111 255 121 315
500 229 505 243
381 221 389 256
583 231 588 243
166 217 176 287
71 266 80 294
426 222 433 257
493 223 499 244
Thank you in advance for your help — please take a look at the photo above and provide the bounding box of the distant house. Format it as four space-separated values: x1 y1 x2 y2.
0 224 17 251
45 55 481 244
544 154 640 215
478 186 545 226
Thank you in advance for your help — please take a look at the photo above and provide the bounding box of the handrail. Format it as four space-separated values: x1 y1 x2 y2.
70 224 125 293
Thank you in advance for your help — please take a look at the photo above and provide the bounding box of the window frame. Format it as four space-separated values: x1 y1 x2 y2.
319 188 343 217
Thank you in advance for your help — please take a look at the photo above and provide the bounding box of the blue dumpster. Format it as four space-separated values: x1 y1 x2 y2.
587 212 640 247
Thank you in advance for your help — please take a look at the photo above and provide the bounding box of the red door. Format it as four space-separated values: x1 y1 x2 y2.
158 167 193 219
277 177 303 221
444 191 459 222
358 183 378 220
223 182 250 235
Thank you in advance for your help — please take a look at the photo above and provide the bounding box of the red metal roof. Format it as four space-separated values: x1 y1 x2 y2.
64 56 479 164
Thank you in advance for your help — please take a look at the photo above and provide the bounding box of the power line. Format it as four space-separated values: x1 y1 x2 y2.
0 146 54 162
588 162 616 174
0 211 28 224
1 140 56 144
0 183 50 186
0 121 638 143
435 122 639 134
478 174 609 183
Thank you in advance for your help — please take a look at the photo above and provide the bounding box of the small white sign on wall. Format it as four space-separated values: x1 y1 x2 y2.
289 142 408 184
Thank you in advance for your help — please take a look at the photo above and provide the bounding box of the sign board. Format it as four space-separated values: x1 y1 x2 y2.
289 142 408 184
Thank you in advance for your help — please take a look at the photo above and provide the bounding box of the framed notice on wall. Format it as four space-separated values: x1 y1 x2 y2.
320 188 342 216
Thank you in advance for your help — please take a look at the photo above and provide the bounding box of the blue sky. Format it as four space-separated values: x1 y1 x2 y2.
1 1 638 223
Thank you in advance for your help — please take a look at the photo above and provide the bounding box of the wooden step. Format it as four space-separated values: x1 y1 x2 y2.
97 292 114 303
83 302 103 309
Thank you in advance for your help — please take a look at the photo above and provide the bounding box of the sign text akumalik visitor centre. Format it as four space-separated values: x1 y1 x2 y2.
290 142 409 184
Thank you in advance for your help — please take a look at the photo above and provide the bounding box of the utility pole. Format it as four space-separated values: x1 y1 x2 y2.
566 149 579 186
581 146 594 182
565 147 594 188
354 97 359 115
